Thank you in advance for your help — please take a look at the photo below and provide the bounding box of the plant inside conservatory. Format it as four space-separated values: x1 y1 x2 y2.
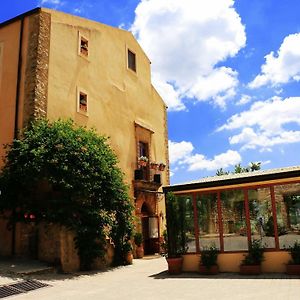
240 239 264 275
286 241 300 275
165 192 188 274
199 245 219 275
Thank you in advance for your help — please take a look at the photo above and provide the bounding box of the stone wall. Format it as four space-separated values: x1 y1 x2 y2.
23 11 50 127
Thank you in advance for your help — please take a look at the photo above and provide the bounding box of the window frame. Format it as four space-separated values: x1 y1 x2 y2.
76 87 89 116
78 32 89 59
127 48 137 73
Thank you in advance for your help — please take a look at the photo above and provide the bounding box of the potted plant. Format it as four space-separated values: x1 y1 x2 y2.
286 241 300 275
123 241 133 265
150 161 158 170
240 239 264 275
138 156 148 167
134 232 144 259
165 192 188 274
158 163 166 171
199 245 219 275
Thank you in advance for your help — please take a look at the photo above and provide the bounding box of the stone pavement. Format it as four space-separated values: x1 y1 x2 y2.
0 256 299 300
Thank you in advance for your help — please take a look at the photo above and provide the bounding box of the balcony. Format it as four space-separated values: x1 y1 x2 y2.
133 169 162 191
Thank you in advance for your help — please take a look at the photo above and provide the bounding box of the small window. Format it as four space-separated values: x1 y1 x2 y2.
128 49 136 72
78 32 89 57
80 37 88 56
77 89 88 115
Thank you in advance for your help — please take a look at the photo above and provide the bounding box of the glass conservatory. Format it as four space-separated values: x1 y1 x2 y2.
163 166 300 272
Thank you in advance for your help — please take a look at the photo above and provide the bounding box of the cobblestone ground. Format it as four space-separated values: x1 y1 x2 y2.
0 257 299 300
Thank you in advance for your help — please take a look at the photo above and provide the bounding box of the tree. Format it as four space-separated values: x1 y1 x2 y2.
0 119 134 269
216 162 261 176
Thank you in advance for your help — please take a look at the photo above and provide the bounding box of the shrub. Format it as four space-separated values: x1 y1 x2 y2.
0 119 134 269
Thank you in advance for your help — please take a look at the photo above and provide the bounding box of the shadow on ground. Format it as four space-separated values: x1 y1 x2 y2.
150 270 300 280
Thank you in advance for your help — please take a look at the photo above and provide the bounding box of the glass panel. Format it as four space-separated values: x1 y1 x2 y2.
221 190 248 251
274 183 300 249
248 188 275 248
177 195 195 253
197 193 220 250
149 217 158 238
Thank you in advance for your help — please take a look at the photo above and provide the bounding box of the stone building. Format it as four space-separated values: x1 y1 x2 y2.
0 8 169 270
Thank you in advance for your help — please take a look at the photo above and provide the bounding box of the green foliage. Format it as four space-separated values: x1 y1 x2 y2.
134 232 143 247
216 162 261 176
243 239 264 265
288 241 300 264
0 119 134 269
200 245 219 268
165 192 188 258
264 216 287 237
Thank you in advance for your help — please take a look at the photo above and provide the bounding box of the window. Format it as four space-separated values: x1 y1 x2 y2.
128 49 136 72
138 141 149 180
180 195 195 253
139 141 148 158
274 183 300 249
78 33 89 57
248 187 275 248
221 189 248 251
77 89 88 115
197 193 220 250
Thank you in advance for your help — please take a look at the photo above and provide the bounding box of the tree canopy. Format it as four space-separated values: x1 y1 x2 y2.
216 162 261 176
0 119 134 269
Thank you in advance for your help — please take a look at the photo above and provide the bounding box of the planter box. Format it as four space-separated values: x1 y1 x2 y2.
286 264 300 275
199 264 219 275
166 257 183 275
153 174 161 184
135 246 144 259
240 264 261 275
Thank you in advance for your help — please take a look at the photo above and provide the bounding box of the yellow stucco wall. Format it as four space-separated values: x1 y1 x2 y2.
43 8 169 201
182 251 291 273
0 21 21 167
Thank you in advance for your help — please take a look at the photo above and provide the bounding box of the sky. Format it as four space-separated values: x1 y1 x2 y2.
1 0 300 184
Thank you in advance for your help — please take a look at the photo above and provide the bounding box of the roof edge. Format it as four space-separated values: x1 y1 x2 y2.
163 169 300 193
0 7 41 28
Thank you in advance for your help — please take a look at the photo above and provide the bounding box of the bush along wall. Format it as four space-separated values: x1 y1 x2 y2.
0 119 134 270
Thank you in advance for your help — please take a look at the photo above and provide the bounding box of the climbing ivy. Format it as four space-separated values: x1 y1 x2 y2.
0 119 134 269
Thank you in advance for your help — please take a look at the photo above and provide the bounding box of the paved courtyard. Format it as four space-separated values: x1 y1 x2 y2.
0 256 299 300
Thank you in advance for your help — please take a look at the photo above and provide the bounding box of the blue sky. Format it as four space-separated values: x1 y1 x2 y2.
1 0 300 184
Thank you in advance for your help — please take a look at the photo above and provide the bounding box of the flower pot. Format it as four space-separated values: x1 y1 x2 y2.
138 161 147 167
240 264 261 275
199 264 219 275
166 257 183 274
136 246 144 259
150 163 158 170
159 164 165 171
286 264 300 275
125 252 133 265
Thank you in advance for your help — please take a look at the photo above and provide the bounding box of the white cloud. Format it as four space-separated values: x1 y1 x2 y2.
249 33 300 88
169 140 241 172
131 0 246 110
152 74 185 111
40 0 63 6
236 94 251 105
169 140 194 164
218 97 300 150
185 150 241 171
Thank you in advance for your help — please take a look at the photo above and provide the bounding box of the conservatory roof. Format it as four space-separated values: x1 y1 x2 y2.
163 165 300 193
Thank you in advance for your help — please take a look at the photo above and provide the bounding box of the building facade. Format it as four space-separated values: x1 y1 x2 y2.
163 166 300 273
0 8 169 263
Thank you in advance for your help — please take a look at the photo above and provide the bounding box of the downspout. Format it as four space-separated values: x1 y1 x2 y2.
11 17 24 256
